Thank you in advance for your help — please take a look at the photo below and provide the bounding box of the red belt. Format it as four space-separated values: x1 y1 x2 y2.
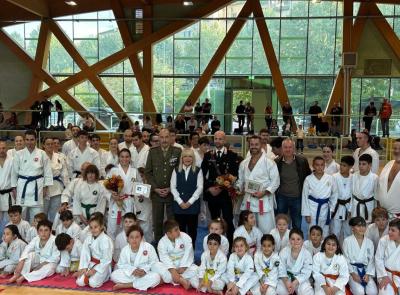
91 257 100 264
246 198 264 215
84 257 101 285
386 267 400 293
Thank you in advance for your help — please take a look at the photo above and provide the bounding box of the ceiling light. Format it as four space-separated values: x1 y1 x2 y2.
183 1 193 6
65 1 77 6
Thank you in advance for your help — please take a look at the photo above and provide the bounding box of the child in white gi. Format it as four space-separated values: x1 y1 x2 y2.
313 234 349 295
375 218 400 295
366 207 389 251
323 145 340 175
193 233 227 293
203 218 230 256
0 225 27 276
25 212 47 243
302 156 335 237
330 156 354 240
55 210 81 241
75 214 113 288
233 210 263 255
270 214 290 253
253 234 281 295
111 225 161 291
343 216 377 295
351 154 378 223
224 236 258 295
304 225 323 256
277 228 314 295
55 233 82 276
157 219 198 290
113 212 137 263
135 167 153 242
8 220 60 285
6 205 30 241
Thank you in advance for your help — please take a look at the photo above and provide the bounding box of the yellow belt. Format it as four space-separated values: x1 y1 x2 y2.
263 267 271 276
203 268 215 284
70 260 80 272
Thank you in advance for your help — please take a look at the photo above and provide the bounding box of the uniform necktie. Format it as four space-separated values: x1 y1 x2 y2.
217 151 221 159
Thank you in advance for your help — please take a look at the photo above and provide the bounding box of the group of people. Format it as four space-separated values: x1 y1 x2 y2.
29 97 64 130
0 124 400 294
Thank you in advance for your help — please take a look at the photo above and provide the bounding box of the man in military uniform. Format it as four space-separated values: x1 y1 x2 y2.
145 128 181 242
201 131 240 244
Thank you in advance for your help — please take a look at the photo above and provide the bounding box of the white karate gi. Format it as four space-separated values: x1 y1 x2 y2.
313 252 349 295
0 155 13 216
202 234 230 256
56 238 82 273
19 235 60 282
343 234 377 295
100 151 118 176
111 241 160 291
233 225 263 256
0 238 26 273
351 171 378 223
62 139 78 157
76 231 113 288
330 173 352 239
7 148 17 158
67 146 100 179
25 226 37 243
113 230 128 263
325 160 340 175
156 232 198 284
353 146 380 174
277 245 314 295
246 145 275 161
253 250 280 295
118 142 135 154
131 144 150 169
270 228 289 253
375 235 400 295
366 223 388 252
192 249 227 292
223 252 259 295
55 221 81 240
11 147 53 222
78 225 90 244
302 173 335 236
6 220 31 241
377 160 400 219
303 240 321 256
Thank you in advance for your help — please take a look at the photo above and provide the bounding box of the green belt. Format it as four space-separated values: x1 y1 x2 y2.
81 203 97 220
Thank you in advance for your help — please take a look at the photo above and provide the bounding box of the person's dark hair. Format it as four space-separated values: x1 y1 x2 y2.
5 224 27 244
132 131 142 139
34 212 47 223
60 210 74 221
25 129 37 139
104 164 115 173
198 136 210 145
37 219 53 231
55 233 72 251
238 210 253 226
77 130 89 137
8 205 22 214
168 127 177 134
89 213 104 227
89 133 100 141
323 144 335 152
395 138 400 143
259 128 269 135
207 233 221 245
189 132 199 141
270 137 283 148
42 137 53 145
313 156 325 164
164 219 180 233
309 225 323 235
82 164 99 181
349 216 367 227
359 153 372 164
340 155 355 167
249 135 261 142
126 225 143 238
389 218 400 231
123 212 137 221
360 131 371 143
118 148 131 158
289 228 304 240
321 234 342 255
261 234 275 245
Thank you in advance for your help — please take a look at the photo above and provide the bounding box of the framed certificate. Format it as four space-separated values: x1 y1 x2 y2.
133 182 151 198
245 180 262 194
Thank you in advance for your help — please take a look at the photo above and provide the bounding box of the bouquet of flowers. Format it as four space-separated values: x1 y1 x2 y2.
216 174 238 200
103 175 125 207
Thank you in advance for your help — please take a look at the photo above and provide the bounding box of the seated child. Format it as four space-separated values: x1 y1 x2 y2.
75 214 113 288
8 220 60 285
113 212 137 263
270 214 290 253
233 210 262 255
366 207 389 251
0 225 27 276
78 212 104 243
193 233 227 294
55 233 82 276
304 225 323 256
56 210 81 241
26 212 47 243
157 219 198 290
202 218 230 256
313 234 349 295
111 225 161 291
6 205 30 241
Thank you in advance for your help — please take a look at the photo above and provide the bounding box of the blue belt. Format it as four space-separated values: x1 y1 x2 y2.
18 175 43 203
308 195 330 225
350 262 367 288
53 175 65 188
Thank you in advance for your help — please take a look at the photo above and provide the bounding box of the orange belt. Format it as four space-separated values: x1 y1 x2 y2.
386 267 400 293
91 257 100 264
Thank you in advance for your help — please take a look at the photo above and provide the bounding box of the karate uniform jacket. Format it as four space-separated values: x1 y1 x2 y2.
198 249 227 282
375 234 400 288
225 252 255 288
59 239 82 269
20 235 60 264
157 232 194 269
233 225 262 254
79 231 113 274
48 152 69 197
278 245 313 284
67 146 100 179
0 238 26 269
203 234 230 256
351 171 378 222
117 241 159 276
331 173 352 220
56 221 82 240
0 155 13 211
377 160 400 218
254 250 280 287
270 228 289 253
343 234 375 276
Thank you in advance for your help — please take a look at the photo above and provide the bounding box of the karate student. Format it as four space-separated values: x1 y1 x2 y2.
135 168 153 242
157 219 198 290
330 155 354 240
106 149 136 239
233 210 263 256
6 205 30 241
302 156 335 236
203 218 230 256
62 125 81 157
366 207 389 251
66 130 100 179
343 217 377 295
313 234 349 295
11 130 53 222
375 218 400 295
75 214 113 288
111 225 161 291
237 135 280 234
270 214 290 253
55 210 81 241
277 228 314 295
193 233 227 294
8 220 60 285
322 145 340 175
0 225 27 276
224 237 259 295
26 212 47 243
351 153 378 223
0 140 14 233
131 131 150 169
101 138 119 177
114 212 137 263
304 225 323 256
6 135 25 158
253 234 281 295
55 233 82 276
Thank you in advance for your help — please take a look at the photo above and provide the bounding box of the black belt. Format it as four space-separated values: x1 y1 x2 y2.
353 195 375 220
73 170 81 177
331 198 351 219
0 188 13 208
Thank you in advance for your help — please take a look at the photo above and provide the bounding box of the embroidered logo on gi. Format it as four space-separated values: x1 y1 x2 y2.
143 250 148 256
34 157 39 162
274 261 280 267
180 244 184 249
333 264 339 270
93 190 98 195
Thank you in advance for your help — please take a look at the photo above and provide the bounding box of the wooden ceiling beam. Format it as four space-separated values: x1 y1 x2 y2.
5 0 49 18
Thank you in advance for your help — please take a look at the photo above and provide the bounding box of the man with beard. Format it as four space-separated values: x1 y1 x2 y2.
131 131 150 169
245 128 275 160
237 136 280 234
61 125 82 156
118 129 135 154
352 131 379 174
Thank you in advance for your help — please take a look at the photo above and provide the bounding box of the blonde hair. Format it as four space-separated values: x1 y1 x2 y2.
178 148 196 172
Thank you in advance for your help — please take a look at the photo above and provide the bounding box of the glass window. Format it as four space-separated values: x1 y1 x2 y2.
75 39 98 65
305 78 334 116
282 78 305 126
153 78 173 114
124 77 143 113
200 19 226 74
280 20 307 74
154 37 173 75
3 24 25 48
49 35 73 74
174 78 197 113
226 39 252 75
174 39 199 75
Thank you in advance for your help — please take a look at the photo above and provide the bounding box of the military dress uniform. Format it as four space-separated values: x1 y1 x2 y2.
145 146 181 242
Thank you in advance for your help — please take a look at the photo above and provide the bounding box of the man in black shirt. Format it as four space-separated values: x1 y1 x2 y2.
309 101 322 133
363 101 377 133
235 100 245 132
40 97 53 130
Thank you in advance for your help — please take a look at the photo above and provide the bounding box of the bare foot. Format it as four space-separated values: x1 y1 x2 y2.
181 279 190 290
112 284 125 291
8 274 19 283
16 276 25 286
